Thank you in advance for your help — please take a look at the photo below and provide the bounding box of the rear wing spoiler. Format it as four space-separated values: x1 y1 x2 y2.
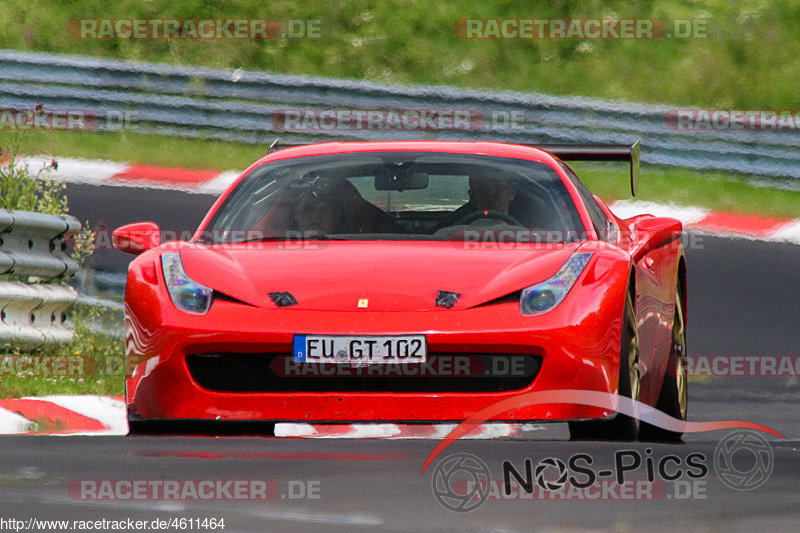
538 141 640 196
268 139 641 196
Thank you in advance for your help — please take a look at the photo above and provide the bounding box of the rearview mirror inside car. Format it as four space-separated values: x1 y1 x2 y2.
374 168 429 191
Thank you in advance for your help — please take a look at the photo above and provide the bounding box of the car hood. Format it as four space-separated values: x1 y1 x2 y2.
177 240 584 311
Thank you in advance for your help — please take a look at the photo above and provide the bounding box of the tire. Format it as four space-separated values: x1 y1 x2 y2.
569 290 640 441
640 287 688 442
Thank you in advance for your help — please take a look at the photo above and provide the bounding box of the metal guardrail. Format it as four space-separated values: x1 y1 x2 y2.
0 210 80 348
0 282 77 347
1 49 799 180
0 210 80 278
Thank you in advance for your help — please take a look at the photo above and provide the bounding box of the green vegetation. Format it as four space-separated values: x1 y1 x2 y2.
0 124 69 214
1 136 124 398
1 0 797 108
572 162 800 219
0 304 125 399
10 129 268 170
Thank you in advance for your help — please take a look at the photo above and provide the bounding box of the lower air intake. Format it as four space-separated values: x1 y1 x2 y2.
185 352 541 393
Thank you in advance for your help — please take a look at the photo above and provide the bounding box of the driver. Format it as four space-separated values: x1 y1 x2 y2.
294 189 343 235
468 173 517 212
431 170 517 231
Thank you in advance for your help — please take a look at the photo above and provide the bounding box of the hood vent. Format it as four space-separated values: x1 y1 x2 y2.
471 291 520 309
269 292 297 307
435 290 460 309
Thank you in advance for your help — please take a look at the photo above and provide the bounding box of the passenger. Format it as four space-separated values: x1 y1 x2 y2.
255 176 402 236
295 178 400 235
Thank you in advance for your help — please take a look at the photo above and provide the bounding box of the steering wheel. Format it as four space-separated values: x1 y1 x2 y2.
451 209 522 227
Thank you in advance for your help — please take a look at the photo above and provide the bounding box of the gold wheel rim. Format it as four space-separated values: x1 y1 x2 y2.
673 291 688 419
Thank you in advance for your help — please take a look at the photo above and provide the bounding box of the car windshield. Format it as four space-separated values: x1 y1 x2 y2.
201 151 586 244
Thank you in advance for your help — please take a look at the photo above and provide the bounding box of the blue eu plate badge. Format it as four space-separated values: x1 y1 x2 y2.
293 335 307 363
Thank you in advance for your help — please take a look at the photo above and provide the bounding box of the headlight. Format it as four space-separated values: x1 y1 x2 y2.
520 252 592 315
161 253 213 314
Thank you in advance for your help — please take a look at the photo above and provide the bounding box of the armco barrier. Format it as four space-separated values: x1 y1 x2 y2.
1 49 799 180
0 210 81 348
0 282 77 347
0 210 80 278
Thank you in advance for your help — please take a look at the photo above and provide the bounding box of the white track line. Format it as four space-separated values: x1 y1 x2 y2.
609 200 710 225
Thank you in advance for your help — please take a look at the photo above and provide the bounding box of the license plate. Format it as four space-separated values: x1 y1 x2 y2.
293 335 427 364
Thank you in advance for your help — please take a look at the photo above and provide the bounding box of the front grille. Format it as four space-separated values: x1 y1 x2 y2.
185 353 541 393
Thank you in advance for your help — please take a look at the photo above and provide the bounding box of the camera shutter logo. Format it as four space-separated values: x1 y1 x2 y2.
431 453 491 512
535 457 569 491
714 430 774 491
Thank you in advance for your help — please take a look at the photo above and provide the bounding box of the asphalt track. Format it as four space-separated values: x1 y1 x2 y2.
0 183 797 531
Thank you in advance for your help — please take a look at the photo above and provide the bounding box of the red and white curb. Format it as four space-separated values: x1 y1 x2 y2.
611 200 800 243
0 395 127 435
21 154 800 245
0 394 531 437
22 155 240 195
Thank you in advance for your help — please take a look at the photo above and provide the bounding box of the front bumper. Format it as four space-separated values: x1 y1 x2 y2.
126 284 626 422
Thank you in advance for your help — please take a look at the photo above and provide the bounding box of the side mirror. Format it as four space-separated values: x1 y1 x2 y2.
631 216 681 262
112 222 161 255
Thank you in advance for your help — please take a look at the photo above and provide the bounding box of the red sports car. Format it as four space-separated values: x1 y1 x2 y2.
114 140 687 440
